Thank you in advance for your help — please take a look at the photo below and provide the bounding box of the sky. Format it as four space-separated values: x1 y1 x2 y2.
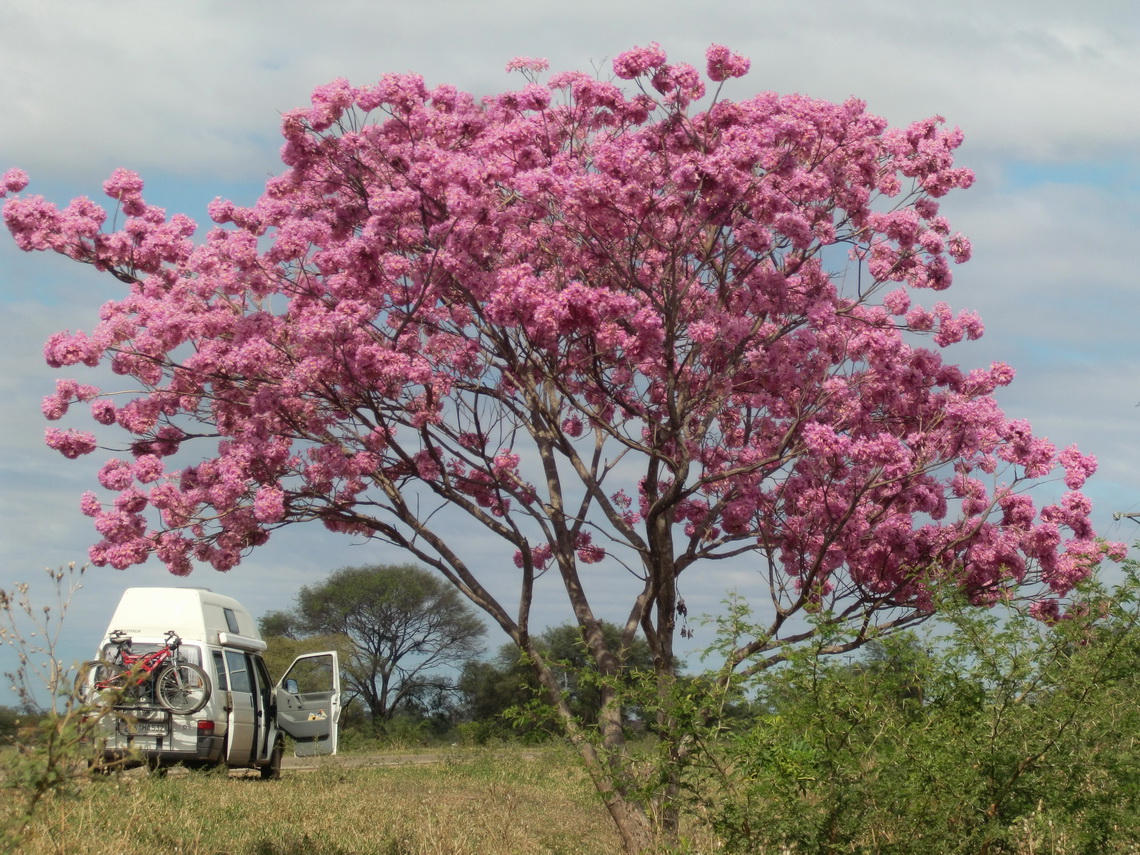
1 0 1138 695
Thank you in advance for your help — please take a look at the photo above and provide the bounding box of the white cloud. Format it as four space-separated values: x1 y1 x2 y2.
2 0 1137 181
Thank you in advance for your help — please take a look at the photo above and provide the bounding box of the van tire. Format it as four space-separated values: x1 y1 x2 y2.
260 738 284 780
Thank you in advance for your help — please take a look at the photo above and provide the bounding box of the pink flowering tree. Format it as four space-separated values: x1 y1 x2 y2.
3 43 1120 852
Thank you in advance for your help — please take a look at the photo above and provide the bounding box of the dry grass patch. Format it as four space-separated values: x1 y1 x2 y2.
2 748 627 854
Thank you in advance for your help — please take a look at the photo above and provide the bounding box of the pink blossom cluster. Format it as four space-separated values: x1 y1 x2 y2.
5 167 196 282
1 168 28 197
704 44 750 82
612 42 668 79
505 56 550 74
4 44 1120 610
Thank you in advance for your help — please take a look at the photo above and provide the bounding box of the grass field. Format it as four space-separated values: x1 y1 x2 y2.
0 747 653 855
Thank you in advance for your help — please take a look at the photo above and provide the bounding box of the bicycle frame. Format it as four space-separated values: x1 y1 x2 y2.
99 630 183 690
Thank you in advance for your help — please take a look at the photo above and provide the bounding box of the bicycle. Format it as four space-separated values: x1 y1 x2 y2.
76 630 211 715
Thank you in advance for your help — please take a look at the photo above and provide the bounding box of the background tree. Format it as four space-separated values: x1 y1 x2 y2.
458 620 655 737
257 616 352 689
258 610 299 643
263 564 485 724
5 42 1122 852
457 653 532 738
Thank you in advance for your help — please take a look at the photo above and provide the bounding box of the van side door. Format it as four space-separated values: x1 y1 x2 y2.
274 651 340 756
220 649 256 766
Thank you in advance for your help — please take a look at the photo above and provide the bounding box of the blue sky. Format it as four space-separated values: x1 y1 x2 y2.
1 0 1138 689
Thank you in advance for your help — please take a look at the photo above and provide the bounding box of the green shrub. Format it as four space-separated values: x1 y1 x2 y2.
699 562 1140 854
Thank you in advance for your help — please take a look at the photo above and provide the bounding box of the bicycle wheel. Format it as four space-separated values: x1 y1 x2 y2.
154 662 210 714
75 660 123 705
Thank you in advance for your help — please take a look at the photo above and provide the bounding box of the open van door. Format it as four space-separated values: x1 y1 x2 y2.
274 651 341 757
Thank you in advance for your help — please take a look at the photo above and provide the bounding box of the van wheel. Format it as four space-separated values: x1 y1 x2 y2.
260 739 284 780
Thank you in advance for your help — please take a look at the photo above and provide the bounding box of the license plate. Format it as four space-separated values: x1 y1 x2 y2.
119 720 168 736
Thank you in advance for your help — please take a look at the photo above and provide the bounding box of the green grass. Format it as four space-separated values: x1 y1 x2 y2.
1 748 627 855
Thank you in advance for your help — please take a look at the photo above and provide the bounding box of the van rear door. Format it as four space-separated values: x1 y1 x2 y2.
274 652 340 756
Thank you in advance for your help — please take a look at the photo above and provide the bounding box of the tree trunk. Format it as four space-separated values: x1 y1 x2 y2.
530 647 662 854
601 789 658 855
568 730 659 854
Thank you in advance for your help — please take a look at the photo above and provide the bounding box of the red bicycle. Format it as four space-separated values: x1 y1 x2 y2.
76 630 211 715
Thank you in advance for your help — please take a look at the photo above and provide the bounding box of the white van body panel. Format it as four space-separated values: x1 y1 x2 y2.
105 587 260 645
91 587 340 776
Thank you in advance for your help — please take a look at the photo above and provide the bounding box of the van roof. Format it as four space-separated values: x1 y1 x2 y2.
103 587 263 646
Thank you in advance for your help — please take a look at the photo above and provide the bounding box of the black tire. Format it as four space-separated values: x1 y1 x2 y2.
75 660 123 705
260 738 284 780
154 662 210 714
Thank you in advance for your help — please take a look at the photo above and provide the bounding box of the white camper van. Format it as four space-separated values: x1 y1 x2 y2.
82 587 341 778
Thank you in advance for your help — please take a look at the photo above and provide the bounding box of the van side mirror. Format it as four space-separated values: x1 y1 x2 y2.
284 678 300 695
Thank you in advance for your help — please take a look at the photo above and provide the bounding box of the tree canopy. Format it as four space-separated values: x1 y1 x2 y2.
260 563 485 722
4 42 1122 851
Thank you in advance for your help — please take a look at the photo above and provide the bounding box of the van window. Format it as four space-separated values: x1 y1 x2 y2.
252 656 273 699
212 650 228 690
223 608 240 634
283 654 336 694
224 649 252 693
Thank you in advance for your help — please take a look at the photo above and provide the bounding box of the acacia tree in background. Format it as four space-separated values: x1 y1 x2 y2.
261 564 485 723
3 42 1123 852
